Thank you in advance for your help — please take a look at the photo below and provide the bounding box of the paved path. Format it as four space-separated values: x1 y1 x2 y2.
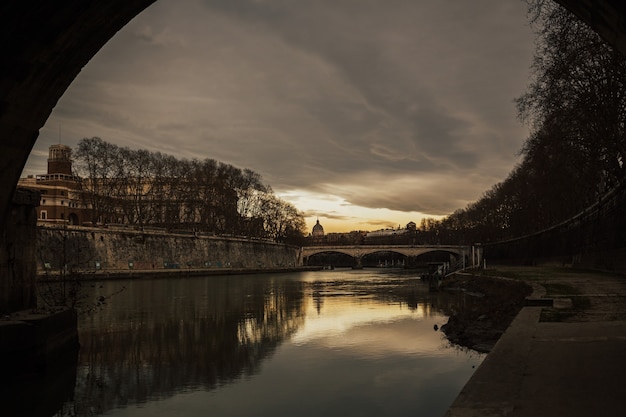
445 267 626 417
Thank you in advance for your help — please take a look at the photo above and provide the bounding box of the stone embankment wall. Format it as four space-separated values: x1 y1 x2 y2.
36 225 301 274
0 189 39 313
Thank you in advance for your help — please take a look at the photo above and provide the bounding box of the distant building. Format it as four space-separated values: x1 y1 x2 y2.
303 219 418 246
325 230 365 245
365 227 407 238
312 219 325 237
18 144 89 225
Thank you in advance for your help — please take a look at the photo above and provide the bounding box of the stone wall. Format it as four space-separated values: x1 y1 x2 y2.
36 226 301 274
0 189 39 314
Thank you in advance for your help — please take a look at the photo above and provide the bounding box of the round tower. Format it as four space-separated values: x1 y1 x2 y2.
47 144 73 175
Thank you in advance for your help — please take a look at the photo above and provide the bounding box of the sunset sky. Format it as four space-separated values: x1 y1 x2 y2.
23 0 536 233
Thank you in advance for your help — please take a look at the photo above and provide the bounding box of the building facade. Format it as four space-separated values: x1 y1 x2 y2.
18 144 89 225
311 219 325 237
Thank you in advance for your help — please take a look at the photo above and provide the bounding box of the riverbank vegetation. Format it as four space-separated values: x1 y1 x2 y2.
73 137 306 244
440 273 532 352
418 1 626 245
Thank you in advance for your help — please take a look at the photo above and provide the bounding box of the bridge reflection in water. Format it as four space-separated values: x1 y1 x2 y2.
7 269 484 417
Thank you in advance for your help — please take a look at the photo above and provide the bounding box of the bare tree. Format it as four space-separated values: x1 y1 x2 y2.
73 138 306 241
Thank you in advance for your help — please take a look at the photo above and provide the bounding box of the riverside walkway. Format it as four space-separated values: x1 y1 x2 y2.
445 266 626 417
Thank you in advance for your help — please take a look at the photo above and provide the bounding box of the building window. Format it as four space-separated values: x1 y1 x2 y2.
41 211 47 220
42 199 46 204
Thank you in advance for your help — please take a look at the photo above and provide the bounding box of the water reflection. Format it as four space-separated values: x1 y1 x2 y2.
2 352 77 417
28 269 483 417
65 275 306 416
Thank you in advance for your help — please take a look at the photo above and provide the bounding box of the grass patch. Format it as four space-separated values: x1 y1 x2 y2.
474 266 573 282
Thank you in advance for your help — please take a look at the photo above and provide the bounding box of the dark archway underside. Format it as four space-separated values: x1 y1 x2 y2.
0 2 624 300
0 1 625 223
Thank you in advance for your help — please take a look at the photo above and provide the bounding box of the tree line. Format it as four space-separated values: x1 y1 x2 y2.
74 137 306 244
418 1 626 245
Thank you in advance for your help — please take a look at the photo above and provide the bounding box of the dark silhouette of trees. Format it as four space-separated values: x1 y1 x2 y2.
74 137 306 243
417 1 626 245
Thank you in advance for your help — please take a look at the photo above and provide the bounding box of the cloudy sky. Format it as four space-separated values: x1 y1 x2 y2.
24 0 536 233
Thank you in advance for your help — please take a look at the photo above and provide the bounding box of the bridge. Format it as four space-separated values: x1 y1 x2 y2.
1 0 625 314
1 0 626 374
301 244 481 269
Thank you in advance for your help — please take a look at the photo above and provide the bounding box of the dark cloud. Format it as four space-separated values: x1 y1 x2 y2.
302 211 353 222
24 0 535 230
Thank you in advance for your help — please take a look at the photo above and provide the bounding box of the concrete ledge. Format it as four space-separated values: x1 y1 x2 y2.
0 308 78 373
445 306 543 416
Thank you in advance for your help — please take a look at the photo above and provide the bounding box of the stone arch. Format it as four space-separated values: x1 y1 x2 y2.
413 249 462 263
555 0 626 57
0 0 623 307
307 249 356 258
363 249 408 258
304 250 356 267
0 0 624 225
360 250 408 268
0 1 156 224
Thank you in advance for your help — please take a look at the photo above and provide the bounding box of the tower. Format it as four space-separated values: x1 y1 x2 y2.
47 144 73 175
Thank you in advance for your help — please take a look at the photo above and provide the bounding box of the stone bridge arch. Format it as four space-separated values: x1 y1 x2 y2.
1 0 625 311
302 245 473 268
1 0 623 224
0 0 624 223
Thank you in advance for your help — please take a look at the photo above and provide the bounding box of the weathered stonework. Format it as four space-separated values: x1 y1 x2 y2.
0 189 39 314
37 226 301 274
0 0 625 308
0 1 156 225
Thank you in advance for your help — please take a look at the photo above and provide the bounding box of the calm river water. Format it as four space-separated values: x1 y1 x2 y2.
29 269 483 417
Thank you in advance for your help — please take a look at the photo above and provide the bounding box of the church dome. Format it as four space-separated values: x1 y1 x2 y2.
312 219 325 237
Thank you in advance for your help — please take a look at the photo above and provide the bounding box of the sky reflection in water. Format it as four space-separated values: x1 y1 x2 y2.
66 269 483 417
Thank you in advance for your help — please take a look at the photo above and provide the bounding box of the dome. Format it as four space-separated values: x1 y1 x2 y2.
312 219 325 237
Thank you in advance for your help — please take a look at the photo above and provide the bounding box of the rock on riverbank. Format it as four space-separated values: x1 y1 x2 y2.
439 274 532 352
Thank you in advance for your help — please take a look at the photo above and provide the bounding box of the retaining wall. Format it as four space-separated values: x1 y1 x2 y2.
0 189 39 314
36 226 301 274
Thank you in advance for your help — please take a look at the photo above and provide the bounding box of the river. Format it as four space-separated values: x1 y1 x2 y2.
28 268 484 417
